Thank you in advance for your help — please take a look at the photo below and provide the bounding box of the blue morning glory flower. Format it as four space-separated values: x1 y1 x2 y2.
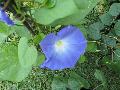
40 25 87 70
0 7 14 25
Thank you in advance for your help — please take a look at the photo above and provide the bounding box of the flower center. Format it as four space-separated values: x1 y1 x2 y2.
55 40 66 53
56 40 64 47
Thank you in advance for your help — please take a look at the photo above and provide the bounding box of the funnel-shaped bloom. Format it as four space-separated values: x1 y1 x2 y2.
0 7 14 25
40 25 87 70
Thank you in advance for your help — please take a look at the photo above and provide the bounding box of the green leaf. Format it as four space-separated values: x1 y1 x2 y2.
74 0 89 9
0 44 32 82
0 63 31 82
0 33 7 44
102 35 116 47
52 76 67 90
35 0 48 3
102 56 110 65
68 72 90 89
86 42 98 52
45 0 56 8
52 72 90 90
109 3 120 16
94 69 106 83
33 33 45 45
105 56 120 74
11 25 32 39
0 21 14 35
107 62 120 74
88 22 104 40
99 12 113 26
98 44 108 55
0 44 18 71
94 69 107 89
114 20 120 36
114 48 120 61
0 22 9 32
34 0 100 25
68 77 80 90
78 56 86 63
34 53 45 66
18 37 38 67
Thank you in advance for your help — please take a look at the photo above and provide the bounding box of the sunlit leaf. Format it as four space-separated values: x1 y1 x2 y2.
34 53 45 66
0 44 31 82
11 25 32 39
0 21 14 35
74 0 89 9
34 0 100 25
33 33 45 45
18 37 38 67
0 33 7 44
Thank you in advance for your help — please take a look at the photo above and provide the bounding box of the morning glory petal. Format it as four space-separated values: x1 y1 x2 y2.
0 8 14 25
41 44 86 70
40 33 58 58
40 25 87 70
57 25 86 44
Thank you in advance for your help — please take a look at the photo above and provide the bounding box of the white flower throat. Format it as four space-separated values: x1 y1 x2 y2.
54 40 67 53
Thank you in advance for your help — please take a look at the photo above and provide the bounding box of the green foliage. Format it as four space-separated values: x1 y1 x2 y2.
114 48 120 61
74 0 89 9
109 3 120 16
79 56 86 63
104 48 120 74
94 69 107 85
0 33 7 44
34 53 45 66
0 44 31 82
0 0 120 90
0 22 14 35
35 0 48 3
34 0 100 25
86 42 98 52
45 0 56 8
68 72 90 89
99 12 113 26
87 2 120 79
0 37 38 82
107 62 120 74
34 0 56 8
94 69 108 89
15 26 32 39
0 44 18 72
52 72 90 90
33 33 45 45
52 76 67 90
18 37 38 67
114 20 120 36
102 35 116 47
88 21 104 40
